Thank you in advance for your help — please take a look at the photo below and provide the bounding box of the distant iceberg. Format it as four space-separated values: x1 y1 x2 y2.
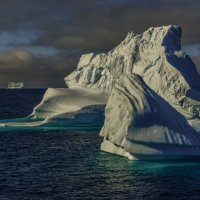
8 82 24 89
2 25 200 160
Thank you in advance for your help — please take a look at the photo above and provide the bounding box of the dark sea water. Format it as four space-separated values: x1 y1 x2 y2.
1 89 200 200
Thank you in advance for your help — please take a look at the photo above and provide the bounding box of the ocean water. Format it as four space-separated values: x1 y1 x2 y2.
1 90 200 200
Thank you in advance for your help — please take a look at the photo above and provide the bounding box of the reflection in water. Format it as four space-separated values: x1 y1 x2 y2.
96 153 134 194
96 152 200 199
1 130 200 199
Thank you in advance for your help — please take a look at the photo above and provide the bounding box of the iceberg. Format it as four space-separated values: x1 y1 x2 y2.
2 25 200 160
97 25 200 159
31 86 108 127
65 25 200 159
0 86 107 129
8 82 24 89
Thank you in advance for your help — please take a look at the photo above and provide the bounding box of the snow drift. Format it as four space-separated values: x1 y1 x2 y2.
31 86 107 127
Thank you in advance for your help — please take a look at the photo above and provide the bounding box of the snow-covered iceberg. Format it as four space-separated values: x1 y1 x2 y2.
2 25 200 160
97 25 200 159
61 25 200 159
66 26 200 120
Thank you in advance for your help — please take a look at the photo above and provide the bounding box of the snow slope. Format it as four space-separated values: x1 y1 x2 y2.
31 86 108 126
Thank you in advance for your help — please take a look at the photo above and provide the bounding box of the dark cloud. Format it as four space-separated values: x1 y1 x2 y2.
193 56 200 73
184 44 200 57
0 50 80 88
32 0 200 50
1 0 200 47
0 0 199 87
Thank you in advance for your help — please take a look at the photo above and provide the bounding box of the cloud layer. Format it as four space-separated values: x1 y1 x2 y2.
0 50 80 87
0 0 199 87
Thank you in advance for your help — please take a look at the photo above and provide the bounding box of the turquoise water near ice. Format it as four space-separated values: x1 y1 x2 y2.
2 130 200 200
1 89 200 199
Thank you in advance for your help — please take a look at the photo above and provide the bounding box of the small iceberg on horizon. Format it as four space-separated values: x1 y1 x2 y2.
7 81 24 89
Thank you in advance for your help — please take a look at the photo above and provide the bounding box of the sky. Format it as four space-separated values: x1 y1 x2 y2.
0 0 200 88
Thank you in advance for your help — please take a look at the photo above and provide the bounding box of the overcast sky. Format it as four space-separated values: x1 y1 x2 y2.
0 0 200 87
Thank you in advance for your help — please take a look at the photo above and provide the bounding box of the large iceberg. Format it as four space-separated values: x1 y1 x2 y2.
65 25 200 159
3 25 200 160
66 26 200 120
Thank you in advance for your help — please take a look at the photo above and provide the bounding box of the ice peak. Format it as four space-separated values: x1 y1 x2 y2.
120 25 182 51
124 31 135 40
65 25 198 94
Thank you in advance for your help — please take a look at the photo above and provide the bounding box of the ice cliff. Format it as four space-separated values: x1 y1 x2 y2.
32 25 200 159
100 73 200 159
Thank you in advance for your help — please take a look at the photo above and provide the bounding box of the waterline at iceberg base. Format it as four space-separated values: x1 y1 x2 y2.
1 25 200 160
